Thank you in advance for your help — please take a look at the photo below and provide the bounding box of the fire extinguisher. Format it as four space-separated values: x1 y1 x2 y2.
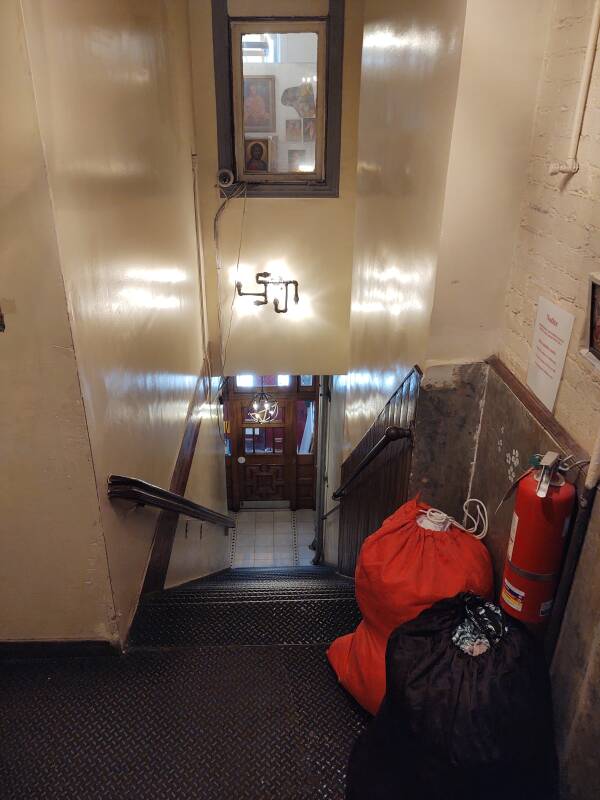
500 451 576 624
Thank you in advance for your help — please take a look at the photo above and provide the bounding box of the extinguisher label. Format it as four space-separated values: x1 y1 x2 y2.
502 578 525 612
507 513 519 560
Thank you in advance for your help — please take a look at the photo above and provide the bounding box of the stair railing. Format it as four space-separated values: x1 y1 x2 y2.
108 474 235 529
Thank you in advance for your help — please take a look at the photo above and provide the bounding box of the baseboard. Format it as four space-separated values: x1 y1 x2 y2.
0 639 121 660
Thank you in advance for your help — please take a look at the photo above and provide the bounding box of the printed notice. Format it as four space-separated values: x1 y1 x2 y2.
526 296 574 411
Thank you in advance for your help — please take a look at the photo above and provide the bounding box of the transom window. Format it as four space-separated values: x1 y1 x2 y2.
211 0 345 198
235 374 291 389
231 22 326 183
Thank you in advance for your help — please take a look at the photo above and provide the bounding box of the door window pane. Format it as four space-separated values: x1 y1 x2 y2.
300 375 313 387
244 426 285 454
297 400 315 454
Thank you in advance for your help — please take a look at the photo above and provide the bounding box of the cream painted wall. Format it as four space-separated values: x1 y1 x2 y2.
345 0 467 450
166 378 230 588
428 0 551 366
502 0 600 453
322 374 347 566
189 0 364 377
22 0 228 642
0 0 116 642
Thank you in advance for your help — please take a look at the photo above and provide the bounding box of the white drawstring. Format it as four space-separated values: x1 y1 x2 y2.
418 498 488 540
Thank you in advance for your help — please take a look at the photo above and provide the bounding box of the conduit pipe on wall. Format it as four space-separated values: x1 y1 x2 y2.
549 0 600 175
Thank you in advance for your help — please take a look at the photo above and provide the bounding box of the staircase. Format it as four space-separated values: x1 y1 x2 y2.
2 567 368 799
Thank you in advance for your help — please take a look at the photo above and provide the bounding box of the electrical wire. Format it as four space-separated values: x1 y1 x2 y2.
220 182 248 382
212 181 248 443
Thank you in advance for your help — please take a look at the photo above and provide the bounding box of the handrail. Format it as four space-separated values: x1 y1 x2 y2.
332 425 411 500
107 474 235 528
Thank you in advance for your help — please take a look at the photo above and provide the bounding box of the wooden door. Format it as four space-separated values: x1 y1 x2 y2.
230 398 296 507
224 376 318 510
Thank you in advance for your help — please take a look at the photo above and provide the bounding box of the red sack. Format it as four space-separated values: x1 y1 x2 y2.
327 497 493 714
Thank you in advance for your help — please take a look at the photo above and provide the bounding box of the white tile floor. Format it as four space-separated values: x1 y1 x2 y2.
231 508 316 568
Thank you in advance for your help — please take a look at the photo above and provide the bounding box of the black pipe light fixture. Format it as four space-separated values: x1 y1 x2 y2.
235 271 299 313
248 379 279 424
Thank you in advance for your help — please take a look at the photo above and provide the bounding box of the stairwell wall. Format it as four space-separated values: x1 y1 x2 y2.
0 0 116 643
21 0 229 643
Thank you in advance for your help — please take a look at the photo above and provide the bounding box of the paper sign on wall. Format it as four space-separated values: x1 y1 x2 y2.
526 296 574 411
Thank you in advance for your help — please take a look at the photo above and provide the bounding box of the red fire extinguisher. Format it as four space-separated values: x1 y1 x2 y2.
500 451 576 624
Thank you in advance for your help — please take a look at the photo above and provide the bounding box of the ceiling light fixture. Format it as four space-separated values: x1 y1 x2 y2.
247 379 279 424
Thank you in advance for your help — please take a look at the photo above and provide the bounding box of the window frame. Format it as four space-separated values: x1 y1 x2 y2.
211 0 345 199
231 21 327 184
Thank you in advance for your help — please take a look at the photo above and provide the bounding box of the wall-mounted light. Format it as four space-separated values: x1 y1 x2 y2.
235 271 299 313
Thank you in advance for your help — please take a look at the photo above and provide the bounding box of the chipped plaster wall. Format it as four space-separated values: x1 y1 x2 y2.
501 0 600 453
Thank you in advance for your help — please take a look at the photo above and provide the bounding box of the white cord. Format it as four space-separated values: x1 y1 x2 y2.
418 498 488 540
460 498 488 540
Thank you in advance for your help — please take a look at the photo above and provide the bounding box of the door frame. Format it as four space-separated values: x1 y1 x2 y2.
223 376 319 510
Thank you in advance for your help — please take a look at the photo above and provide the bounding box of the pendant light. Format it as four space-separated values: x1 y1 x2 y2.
248 378 279 424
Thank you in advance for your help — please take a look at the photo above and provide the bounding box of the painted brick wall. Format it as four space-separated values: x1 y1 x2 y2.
501 0 600 453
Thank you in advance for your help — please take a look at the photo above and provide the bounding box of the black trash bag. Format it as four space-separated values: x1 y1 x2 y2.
347 593 558 800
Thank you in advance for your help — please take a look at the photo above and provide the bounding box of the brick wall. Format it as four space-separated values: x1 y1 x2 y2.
501 0 600 453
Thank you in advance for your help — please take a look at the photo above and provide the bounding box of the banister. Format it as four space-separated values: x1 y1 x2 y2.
107 474 235 529
331 425 412 500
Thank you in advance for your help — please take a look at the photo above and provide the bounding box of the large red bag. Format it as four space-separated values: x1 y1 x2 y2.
327 497 493 714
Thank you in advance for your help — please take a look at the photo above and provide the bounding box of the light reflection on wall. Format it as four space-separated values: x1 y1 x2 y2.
363 26 442 55
103 264 190 313
124 266 188 284
351 260 433 318
346 0 465 451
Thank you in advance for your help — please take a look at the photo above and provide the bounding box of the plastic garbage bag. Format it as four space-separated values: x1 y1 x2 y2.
346 593 558 800
328 498 493 713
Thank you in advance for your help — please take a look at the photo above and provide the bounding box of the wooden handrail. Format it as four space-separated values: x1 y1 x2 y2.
108 474 235 529
331 425 412 500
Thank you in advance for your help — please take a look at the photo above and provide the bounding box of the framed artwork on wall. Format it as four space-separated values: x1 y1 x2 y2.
303 117 316 143
286 119 302 142
245 138 270 172
243 75 276 132
288 149 306 171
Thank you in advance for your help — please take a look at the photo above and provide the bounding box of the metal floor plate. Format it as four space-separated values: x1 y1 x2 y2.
2 568 367 799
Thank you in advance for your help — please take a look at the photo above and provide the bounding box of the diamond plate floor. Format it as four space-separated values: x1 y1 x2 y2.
1 567 368 800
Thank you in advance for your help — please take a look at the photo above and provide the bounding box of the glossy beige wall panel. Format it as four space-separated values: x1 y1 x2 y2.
22 0 228 641
189 0 364 377
346 0 466 450
322 374 347 566
0 0 116 641
166 376 229 588
428 0 551 365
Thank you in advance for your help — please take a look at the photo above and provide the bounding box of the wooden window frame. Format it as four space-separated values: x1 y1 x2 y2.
211 0 345 198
